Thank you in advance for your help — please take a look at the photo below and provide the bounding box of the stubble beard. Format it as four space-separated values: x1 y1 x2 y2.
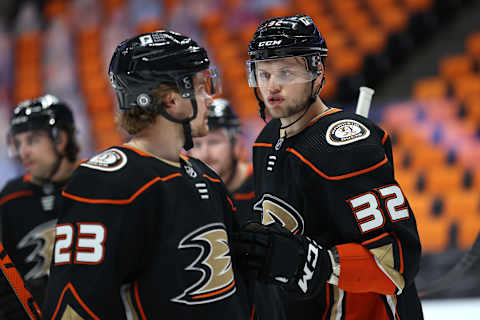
267 94 310 120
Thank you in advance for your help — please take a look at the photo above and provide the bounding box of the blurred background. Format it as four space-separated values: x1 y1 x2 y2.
1 0 480 317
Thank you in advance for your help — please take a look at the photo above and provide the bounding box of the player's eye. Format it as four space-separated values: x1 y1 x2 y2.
258 71 270 80
278 70 293 79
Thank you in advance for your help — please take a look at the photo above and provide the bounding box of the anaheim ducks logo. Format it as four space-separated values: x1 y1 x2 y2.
80 148 127 172
254 194 305 235
17 219 57 280
326 119 370 146
171 223 236 305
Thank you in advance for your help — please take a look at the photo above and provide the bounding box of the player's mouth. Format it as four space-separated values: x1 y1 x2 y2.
268 95 284 105
23 161 34 170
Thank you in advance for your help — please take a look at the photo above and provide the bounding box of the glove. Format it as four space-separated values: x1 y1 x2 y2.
232 221 332 298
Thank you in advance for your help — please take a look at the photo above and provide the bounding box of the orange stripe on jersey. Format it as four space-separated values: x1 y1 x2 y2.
192 280 236 299
250 304 256 320
381 132 389 145
286 148 388 180
62 174 181 205
246 163 253 178
394 294 400 320
0 242 41 319
179 153 190 161
253 143 273 147
321 284 331 320
344 292 391 320
23 174 31 182
134 281 147 320
0 190 34 206
362 233 390 246
120 145 154 158
226 196 237 212
234 191 255 201
203 174 221 183
51 282 100 320
306 108 342 128
336 243 396 295
392 233 404 274
76 158 88 167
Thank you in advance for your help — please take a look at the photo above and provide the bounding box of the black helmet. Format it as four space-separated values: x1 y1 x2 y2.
208 98 240 132
108 30 221 150
108 30 220 113
246 14 328 121
10 94 74 138
248 14 327 67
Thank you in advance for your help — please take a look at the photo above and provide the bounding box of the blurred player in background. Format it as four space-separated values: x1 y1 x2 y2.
234 14 424 319
0 94 79 309
189 98 287 319
189 98 254 217
43 30 252 319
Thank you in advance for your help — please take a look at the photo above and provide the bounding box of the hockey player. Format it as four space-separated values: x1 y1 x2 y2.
234 15 424 319
42 31 252 319
189 98 286 319
189 98 254 218
0 94 79 308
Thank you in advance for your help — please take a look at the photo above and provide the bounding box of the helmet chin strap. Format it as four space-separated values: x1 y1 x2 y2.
280 73 326 134
254 88 267 122
156 97 198 151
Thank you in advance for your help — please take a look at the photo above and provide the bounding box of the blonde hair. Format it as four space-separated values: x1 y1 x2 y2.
116 83 179 135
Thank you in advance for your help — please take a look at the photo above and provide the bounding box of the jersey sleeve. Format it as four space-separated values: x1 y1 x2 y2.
42 167 159 319
299 123 421 296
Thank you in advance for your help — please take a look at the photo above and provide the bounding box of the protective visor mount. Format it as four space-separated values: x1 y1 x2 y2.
177 66 222 99
246 55 319 88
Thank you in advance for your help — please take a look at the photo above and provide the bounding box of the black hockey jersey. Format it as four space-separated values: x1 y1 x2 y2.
230 164 287 320
231 164 255 224
252 109 423 320
42 145 251 319
0 174 62 306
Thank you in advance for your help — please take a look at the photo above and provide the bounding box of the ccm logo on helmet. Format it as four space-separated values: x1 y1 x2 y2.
258 40 282 47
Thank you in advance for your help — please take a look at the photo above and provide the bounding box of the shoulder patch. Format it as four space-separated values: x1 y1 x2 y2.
326 119 370 146
80 148 127 172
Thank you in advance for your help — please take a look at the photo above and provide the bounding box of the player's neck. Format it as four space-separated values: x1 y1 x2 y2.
225 161 250 193
129 118 185 162
281 98 330 137
31 158 77 186
50 159 77 183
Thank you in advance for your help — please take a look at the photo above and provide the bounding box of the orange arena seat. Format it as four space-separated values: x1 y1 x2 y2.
439 54 474 80
413 77 448 99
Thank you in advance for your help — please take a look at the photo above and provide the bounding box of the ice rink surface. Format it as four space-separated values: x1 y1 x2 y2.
421 298 480 319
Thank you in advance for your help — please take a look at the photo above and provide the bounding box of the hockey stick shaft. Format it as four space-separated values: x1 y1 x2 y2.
0 242 42 319
355 86 375 118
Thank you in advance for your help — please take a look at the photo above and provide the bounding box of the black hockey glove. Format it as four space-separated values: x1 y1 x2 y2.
232 222 332 298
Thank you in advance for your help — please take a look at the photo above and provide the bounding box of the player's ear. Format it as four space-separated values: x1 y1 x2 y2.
55 130 68 153
313 63 325 94
233 135 244 159
314 63 324 85
163 90 178 110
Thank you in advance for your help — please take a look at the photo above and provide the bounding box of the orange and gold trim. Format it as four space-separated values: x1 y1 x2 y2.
62 174 181 205
286 148 388 180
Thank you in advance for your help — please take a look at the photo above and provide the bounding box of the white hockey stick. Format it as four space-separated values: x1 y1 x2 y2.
355 86 375 118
